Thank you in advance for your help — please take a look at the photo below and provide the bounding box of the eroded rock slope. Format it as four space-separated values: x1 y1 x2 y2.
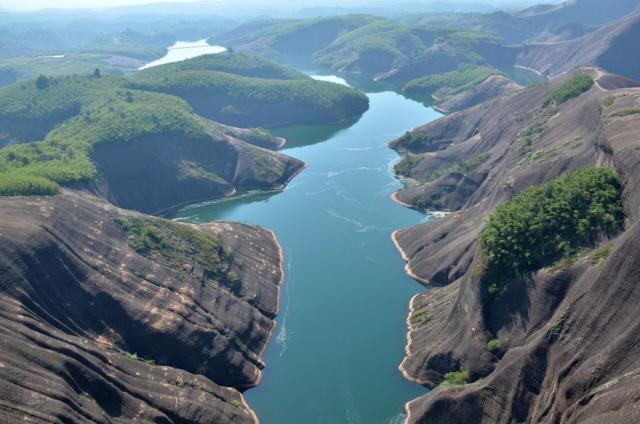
0 192 284 423
391 69 640 423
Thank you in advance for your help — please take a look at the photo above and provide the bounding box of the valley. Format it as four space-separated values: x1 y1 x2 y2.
2 0 640 423
173 80 441 423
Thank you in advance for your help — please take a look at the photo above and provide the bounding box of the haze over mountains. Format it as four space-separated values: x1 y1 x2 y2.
0 0 562 14
1 0 640 423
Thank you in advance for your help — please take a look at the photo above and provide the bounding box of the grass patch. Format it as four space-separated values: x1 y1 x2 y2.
404 66 501 101
610 108 640 118
415 192 444 211
432 152 490 180
0 74 122 126
441 369 470 387
519 146 559 164
543 74 593 107
125 352 156 365
602 96 615 108
115 216 237 285
410 309 434 327
485 339 500 352
244 144 281 180
0 172 60 195
590 244 613 264
511 107 555 149
394 131 434 153
394 154 423 177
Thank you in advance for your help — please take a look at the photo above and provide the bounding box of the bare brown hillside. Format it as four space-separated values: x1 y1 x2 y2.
390 69 640 423
0 192 285 423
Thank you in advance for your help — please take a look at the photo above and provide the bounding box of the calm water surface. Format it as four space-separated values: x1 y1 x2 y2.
173 75 441 423
140 39 225 70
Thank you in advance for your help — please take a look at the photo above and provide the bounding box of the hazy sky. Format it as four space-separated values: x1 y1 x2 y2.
0 0 196 10
0 0 551 12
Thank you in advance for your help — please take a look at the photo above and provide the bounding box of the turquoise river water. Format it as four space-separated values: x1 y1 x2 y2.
172 74 442 424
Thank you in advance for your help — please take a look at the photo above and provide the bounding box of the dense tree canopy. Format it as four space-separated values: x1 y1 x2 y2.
403 66 502 102
129 53 369 127
0 53 369 195
478 167 624 288
543 73 594 107
0 84 209 195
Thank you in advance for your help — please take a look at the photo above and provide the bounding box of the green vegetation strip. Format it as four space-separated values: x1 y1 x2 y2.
394 154 423 177
403 67 501 101
116 216 237 284
441 369 470 387
141 52 304 80
394 131 434 153
485 339 500 352
478 167 623 292
543 74 594 107
432 153 491 180
610 108 640 118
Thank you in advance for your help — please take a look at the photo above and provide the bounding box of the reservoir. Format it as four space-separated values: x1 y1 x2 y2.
173 75 441 423
139 39 225 69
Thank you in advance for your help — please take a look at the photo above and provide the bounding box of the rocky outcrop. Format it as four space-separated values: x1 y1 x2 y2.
0 191 285 423
391 69 640 423
205 120 286 150
436 75 522 113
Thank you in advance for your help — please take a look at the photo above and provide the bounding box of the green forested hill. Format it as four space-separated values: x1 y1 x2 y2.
215 15 379 57
0 81 210 195
214 15 516 88
0 74 124 143
129 52 369 127
145 52 304 80
0 59 315 204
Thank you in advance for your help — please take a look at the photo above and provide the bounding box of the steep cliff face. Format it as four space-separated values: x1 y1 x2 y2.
0 192 285 423
85 129 303 215
391 69 640 423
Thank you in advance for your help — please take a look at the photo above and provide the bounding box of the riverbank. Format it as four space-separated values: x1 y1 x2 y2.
174 90 441 423
391 230 431 286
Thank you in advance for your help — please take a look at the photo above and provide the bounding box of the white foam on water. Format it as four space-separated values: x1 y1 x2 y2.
326 209 375 233
276 247 294 357
336 189 367 208
389 412 407 424
332 146 376 152
303 187 332 196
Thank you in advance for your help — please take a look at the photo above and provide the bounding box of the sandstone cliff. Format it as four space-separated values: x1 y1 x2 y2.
391 69 640 423
0 192 284 423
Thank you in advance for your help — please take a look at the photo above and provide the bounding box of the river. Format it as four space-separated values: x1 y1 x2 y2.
172 73 441 423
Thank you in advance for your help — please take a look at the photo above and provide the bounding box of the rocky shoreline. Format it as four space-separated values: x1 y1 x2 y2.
391 69 640 423
0 192 287 423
